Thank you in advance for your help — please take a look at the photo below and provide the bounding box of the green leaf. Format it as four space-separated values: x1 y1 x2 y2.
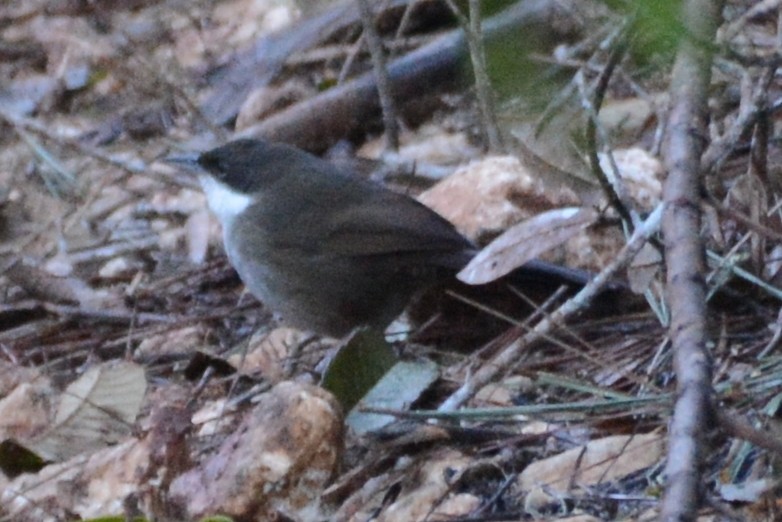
321 328 397 412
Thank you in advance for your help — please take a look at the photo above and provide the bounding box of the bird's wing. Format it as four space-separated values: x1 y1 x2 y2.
322 191 474 265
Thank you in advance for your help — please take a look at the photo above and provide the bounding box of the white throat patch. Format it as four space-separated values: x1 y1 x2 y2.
198 175 252 226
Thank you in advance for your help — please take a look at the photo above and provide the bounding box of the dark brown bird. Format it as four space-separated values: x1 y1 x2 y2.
166 139 586 337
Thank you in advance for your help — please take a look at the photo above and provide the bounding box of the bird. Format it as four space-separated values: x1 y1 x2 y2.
165 138 588 338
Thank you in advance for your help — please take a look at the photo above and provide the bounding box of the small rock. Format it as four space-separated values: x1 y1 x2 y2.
169 381 344 521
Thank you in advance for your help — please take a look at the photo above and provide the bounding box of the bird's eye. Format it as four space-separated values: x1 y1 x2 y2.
198 154 228 179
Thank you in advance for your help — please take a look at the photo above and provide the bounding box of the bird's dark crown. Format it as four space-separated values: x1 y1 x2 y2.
197 139 302 194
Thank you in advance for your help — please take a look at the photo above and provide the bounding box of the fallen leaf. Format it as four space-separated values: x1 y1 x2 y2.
229 327 308 381
25 361 147 461
346 358 440 435
322 328 397 412
374 451 472 522
458 207 599 284
517 432 664 495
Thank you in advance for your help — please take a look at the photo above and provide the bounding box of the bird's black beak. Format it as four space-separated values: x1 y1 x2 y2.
161 152 202 173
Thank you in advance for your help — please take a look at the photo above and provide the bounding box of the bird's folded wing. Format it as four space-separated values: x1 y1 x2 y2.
323 194 474 259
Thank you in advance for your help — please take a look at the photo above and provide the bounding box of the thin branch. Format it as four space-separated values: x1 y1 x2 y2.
0 109 144 175
659 0 723 517
357 0 400 150
701 66 776 176
444 0 503 151
579 38 638 231
439 203 663 412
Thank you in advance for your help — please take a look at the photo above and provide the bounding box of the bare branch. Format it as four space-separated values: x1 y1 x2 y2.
356 0 400 150
659 0 723 517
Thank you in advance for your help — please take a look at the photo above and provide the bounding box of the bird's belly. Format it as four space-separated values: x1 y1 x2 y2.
224 239 418 336
224 236 278 306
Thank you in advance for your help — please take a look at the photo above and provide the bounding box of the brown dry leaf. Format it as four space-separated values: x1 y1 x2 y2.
0 75 60 116
397 125 481 165
170 0 297 67
633 508 661 521
474 383 514 406
135 325 208 359
42 250 73 277
1 437 152 521
0 378 54 440
719 478 775 503
367 450 472 522
97 256 144 278
517 432 664 495
147 187 207 216
431 493 482 519
228 327 309 381
84 185 134 221
70 439 152 519
458 207 599 285
522 420 560 436
764 244 782 282
26 361 147 461
0 361 43 396
212 0 298 47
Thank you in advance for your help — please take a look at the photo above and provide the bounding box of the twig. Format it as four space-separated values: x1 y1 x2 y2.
701 66 777 176
719 0 782 43
438 203 663 412
706 250 782 302
66 237 160 264
472 472 518 516
357 0 400 150
757 306 782 359
395 0 424 38
443 0 503 152
13 125 77 198
40 303 177 325
238 0 579 152
717 409 782 457
534 23 622 139
578 40 638 233
289 37 430 66
0 108 145 175
705 193 782 243
337 35 367 85
380 394 669 421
